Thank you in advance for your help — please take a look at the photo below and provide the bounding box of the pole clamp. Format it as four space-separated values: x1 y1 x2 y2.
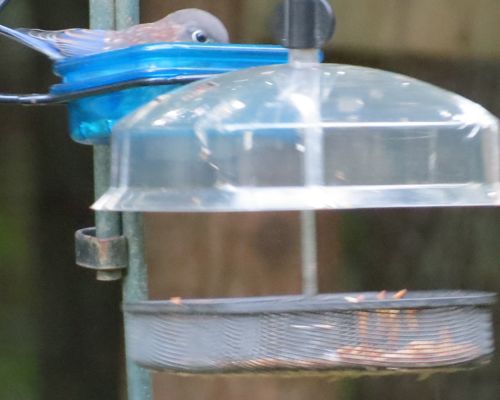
75 227 128 281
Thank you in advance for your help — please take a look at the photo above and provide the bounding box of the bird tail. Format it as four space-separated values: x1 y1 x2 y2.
0 24 63 59
0 0 11 14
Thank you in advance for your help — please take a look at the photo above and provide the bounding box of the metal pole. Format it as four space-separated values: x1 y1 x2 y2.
93 145 123 281
290 49 322 298
89 4 122 282
90 1 152 399
116 0 140 30
301 210 318 296
89 0 116 28
122 212 152 400
114 2 152 400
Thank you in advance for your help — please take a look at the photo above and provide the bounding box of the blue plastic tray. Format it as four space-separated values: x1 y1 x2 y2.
52 43 289 144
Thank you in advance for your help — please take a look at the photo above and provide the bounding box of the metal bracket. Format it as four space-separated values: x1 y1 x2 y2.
0 75 212 105
75 227 128 281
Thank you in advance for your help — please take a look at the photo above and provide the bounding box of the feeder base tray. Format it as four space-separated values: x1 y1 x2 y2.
124 291 495 377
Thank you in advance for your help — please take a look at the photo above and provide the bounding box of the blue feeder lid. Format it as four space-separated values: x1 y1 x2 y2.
93 54 500 212
52 43 289 144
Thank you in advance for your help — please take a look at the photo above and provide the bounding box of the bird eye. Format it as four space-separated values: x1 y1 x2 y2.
192 30 208 43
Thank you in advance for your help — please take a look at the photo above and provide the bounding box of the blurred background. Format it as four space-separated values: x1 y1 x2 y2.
1 0 500 399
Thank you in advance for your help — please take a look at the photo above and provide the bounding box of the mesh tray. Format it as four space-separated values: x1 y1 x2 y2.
124 291 495 376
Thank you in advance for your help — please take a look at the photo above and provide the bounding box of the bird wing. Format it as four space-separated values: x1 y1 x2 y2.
0 24 63 59
17 28 108 58
0 0 10 14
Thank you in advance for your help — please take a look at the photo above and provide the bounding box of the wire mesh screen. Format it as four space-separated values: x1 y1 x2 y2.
124 291 495 375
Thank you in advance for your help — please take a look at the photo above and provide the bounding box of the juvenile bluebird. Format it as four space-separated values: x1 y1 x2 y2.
0 8 229 60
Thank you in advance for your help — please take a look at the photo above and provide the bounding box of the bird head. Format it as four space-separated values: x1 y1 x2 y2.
165 8 229 44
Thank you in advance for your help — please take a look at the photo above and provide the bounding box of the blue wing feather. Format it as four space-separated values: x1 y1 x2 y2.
0 24 107 59
0 0 11 14
17 28 107 57
0 23 63 59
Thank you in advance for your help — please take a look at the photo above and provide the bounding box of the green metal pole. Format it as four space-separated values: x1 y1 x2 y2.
114 2 153 400
122 212 152 400
93 145 123 281
89 0 116 29
90 2 122 282
90 1 152 399
116 0 140 30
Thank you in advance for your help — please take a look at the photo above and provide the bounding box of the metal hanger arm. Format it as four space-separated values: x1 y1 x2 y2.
0 74 210 105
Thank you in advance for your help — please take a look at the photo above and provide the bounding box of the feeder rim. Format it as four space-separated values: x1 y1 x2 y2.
123 291 496 315
53 42 289 69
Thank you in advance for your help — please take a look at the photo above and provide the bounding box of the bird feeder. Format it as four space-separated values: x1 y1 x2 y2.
92 0 496 377
93 60 500 211
52 43 289 144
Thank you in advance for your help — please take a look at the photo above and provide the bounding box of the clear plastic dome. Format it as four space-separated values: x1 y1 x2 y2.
93 59 500 212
